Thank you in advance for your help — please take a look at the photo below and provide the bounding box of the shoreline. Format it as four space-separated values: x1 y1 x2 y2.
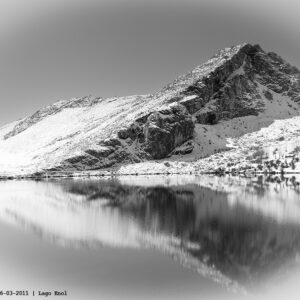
1 170 300 180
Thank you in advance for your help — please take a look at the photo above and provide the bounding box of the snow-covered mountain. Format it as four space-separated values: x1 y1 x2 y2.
1 43 300 176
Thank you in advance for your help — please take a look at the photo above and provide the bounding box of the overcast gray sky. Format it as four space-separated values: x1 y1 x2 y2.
0 0 300 126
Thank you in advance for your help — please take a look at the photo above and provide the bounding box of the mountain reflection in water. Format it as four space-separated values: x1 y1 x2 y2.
1 175 300 298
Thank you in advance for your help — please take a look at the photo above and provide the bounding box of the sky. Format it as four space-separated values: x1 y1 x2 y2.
0 0 300 126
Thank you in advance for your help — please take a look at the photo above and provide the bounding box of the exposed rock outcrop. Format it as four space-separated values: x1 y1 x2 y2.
143 105 194 158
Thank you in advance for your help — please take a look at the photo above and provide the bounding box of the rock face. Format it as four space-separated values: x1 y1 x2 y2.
0 43 300 175
141 105 194 159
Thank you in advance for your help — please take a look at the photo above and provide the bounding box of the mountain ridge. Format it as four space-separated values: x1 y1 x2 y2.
1 43 300 176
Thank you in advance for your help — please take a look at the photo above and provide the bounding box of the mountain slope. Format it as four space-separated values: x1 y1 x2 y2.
1 43 300 176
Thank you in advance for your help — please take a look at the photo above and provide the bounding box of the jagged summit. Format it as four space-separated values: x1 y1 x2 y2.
0 43 300 176
155 43 250 101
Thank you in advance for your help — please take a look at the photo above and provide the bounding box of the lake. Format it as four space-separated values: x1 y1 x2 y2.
1 175 300 300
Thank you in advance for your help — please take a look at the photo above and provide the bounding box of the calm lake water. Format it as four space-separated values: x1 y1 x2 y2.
1 175 300 300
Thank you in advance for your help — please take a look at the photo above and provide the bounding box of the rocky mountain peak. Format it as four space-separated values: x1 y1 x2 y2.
1 43 300 176
157 43 300 124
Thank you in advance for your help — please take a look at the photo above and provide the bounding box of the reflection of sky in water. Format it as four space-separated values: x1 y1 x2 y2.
0 175 300 300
